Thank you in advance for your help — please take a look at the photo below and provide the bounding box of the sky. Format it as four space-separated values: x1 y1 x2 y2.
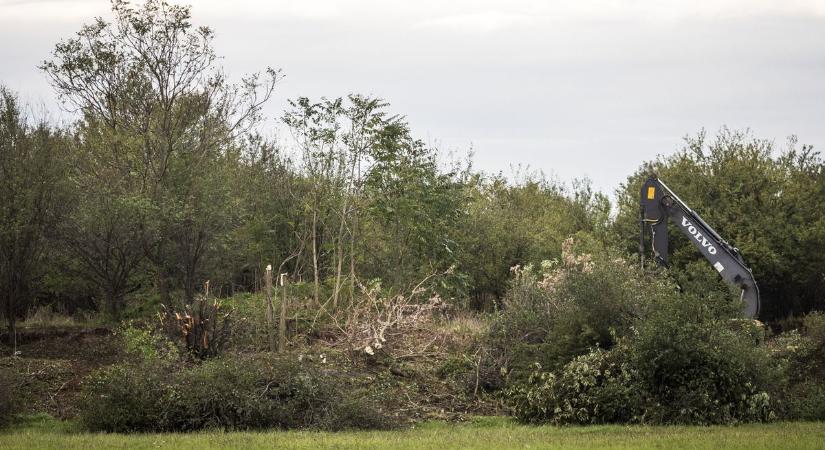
1 0 824 195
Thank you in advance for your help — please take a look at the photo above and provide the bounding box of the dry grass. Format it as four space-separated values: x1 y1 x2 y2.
18 306 100 330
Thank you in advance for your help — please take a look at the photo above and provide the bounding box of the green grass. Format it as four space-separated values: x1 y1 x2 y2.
3 416 825 450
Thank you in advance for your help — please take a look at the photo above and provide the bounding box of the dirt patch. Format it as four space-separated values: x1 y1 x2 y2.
0 316 499 422
0 328 119 419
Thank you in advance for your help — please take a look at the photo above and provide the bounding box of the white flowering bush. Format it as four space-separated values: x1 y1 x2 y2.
489 237 675 382
502 239 778 425
507 347 642 424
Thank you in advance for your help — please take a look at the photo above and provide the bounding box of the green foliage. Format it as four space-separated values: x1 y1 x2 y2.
164 357 280 431
41 0 279 313
802 312 825 350
0 87 69 332
500 238 777 425
772 312 825 420
117 322 178 364
782 383 825 421
79 362 170 432
361 118 468 294
508 311 776 425
629 299 775 424
10 0 825 429
489 238 673 379
507 347 642 425
458 175 611 309
0 368 17 426
80 354 397 432
616 128 825 322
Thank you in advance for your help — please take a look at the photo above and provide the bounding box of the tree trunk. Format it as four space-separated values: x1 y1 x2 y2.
332 215 346 309
278 273 287 353
311 208 320 307
158 270 170 306
265 265 275 352
5 294 16 355
105 287 122 322
349 229 356 302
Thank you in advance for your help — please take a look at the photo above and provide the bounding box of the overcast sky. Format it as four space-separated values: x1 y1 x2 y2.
1 0 824 194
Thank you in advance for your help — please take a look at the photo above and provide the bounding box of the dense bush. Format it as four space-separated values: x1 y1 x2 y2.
629 301 775 424
489 238 676 380
507 305 776 425
79 361 169 432
500 239 777 425
783 383 825 421
458 176 611 309
772 312 825 420
508 347 642 424
80 354 396 432
0 368 17 426
791 312 825 380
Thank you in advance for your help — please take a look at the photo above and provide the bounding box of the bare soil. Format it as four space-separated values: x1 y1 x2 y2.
0 328 119 419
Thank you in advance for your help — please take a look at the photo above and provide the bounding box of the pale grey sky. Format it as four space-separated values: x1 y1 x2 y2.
2 0 824 194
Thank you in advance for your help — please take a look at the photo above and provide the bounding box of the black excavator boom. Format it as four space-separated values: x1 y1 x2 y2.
640 176 760 319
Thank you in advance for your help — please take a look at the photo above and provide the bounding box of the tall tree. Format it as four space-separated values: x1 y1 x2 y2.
42 0 278 307
283 95 383 308
0 88 67 340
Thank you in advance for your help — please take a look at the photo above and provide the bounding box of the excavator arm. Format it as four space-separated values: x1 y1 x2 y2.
640 176 760 319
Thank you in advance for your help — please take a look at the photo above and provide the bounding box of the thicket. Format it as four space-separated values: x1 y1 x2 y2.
770 312 825 420
80 326 396 432
81 356 396 432
488 237 676 381
0 0 619 334
495 240 825 425
0 368 16 426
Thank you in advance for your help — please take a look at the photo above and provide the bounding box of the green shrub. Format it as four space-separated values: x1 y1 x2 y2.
793 312 825 379
0 368 17 426
629 299 775 424
783 383 825 421
507 347 643 425
117 322 178 363
489 239 675 381
504 273 777 426
80 354 397 432
772 312 825 420
180 356 395 431
79 361 169 432
164 357 271 431
803 312 825 342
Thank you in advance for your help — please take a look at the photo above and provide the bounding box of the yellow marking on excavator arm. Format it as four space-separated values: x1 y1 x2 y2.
646 186 656 200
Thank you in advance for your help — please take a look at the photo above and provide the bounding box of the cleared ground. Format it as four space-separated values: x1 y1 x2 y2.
2 416 824 450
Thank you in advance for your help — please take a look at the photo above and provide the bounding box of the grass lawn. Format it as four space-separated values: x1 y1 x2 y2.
2 416 824 450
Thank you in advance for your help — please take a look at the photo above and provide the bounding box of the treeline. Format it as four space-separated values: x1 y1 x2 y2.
1 0 824 335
